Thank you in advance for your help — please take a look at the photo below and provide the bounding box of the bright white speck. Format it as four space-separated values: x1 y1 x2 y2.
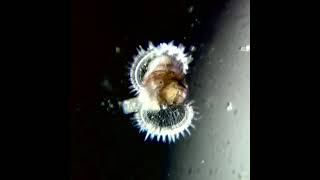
121 97 141 114
226 102 233 111
115 47 121 53
239 45 250 52
188 6 194 13
190 46 196 52
109 102 114 108
201 160 205 164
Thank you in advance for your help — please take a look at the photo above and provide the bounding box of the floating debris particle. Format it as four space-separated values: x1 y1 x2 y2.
239 45 250 52
115 46 121 53
101 79 113 92
201 160 205 164
226 102 233 111
195 18 200 24
191 23 194 28
188 6 194 13
190 46 196 52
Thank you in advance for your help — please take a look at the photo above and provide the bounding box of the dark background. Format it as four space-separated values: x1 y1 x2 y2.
71 0 227 179
4 0 311 179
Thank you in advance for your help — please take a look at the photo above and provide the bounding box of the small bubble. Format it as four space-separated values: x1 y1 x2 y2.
201 160 205 164
195 18 200 24
190 46 196 52
115 46 121 53
226 102 233 111
109 103 114 108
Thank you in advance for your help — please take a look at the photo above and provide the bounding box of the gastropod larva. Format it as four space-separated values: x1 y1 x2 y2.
121 41 198 143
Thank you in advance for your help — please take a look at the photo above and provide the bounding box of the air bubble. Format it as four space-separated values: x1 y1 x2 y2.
190 46 196 52
109 103 114 108
226 102 233 111
195 18 200 24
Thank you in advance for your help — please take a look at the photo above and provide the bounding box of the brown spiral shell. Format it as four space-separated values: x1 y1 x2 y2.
142 55 188 106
